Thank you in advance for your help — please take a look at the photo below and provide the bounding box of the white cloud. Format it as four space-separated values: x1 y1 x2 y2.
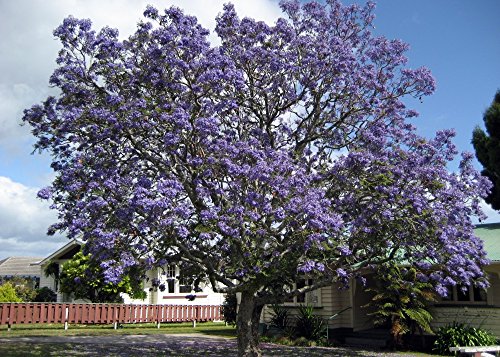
474 199 500 225
0 84 39 147
0 176 66 258
0 0 283 260
0 0 283 146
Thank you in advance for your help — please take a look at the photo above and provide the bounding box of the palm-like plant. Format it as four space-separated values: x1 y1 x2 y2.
364 263 436 347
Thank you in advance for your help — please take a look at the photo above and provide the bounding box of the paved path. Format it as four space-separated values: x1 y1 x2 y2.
0 334 433 356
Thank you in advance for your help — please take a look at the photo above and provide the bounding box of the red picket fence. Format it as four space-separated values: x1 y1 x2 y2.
0 303 222 330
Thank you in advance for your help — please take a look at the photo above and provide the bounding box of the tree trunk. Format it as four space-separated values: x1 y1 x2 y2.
236 291 264 357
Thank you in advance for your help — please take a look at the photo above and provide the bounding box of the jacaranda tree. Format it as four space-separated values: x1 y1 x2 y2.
23 1 491 355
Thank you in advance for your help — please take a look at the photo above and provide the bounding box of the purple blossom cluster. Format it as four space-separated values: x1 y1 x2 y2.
25 0 489 313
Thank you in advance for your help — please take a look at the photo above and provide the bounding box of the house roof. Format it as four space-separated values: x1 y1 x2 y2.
475 223 500 262
37 238 83 265
0 256 44 277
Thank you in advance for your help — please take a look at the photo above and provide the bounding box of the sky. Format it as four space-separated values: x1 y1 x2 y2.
0 0 499 259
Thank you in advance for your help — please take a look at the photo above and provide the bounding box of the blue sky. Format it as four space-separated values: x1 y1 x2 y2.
0 0 499 259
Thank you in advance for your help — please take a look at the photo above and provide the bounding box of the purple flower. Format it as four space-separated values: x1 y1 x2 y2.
37 187 52 200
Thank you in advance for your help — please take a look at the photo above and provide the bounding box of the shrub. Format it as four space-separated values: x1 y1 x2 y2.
294 304 326 342
222 292 238 326
433 322 498 355
33 287 57 302
269 304 290 331
364 264 435 347
0 282 22 302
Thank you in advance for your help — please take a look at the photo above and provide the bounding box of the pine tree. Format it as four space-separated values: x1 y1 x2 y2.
473 90 500 210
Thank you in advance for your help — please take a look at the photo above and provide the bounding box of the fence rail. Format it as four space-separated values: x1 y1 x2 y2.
0 303 222 330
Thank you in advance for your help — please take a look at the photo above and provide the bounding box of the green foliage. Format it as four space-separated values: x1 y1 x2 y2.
11 277 37 302
260 334 332 347
434 322 498 355
0 277 37 302
269 304 290 331
472 89 500 210
44 262 60 292
0 282 22 302
58 250 146 303
364 264 436 347
294 304 326 342
44 262 60 280
221 292 238 326
33 287 57 302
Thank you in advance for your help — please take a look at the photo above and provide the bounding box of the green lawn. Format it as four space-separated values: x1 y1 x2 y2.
0 321 236 338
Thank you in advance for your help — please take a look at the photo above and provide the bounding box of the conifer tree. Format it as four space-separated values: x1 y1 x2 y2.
472 90 500 210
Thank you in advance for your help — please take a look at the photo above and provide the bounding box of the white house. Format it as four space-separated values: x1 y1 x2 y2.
37 239 224 305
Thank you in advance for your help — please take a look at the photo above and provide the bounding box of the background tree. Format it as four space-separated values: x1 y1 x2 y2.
10 277 37 302
0 277 38 302
472 90 500 210
23 1 490 355
58 250 146 303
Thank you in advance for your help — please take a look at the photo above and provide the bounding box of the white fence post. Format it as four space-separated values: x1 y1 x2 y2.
64 306 69 331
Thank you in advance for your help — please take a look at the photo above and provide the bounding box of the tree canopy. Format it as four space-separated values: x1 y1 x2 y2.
24 1 490 355
472 90 500 210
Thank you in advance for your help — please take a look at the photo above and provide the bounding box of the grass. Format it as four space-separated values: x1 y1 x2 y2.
0 321 236 338
0 322 238 356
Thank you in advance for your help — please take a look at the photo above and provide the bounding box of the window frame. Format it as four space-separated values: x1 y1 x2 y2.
440 285 488 305
283 278 322 307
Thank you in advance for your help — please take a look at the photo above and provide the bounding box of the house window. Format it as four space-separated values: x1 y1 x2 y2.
441 285 487 304
179 277 192 293
165 265 176 279
162 265 177 293
166 278 175 293
284 279 321 306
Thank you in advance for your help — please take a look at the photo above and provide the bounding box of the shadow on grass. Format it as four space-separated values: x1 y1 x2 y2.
197 326 237 338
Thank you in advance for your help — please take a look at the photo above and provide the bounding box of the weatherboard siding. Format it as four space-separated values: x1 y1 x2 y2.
261 283 352 328
487 271 500 305
430 306 500 337
320 284 352 328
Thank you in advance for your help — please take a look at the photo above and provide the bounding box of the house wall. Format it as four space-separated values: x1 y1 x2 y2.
39 272 56 293
121 267 225 306
261 282 352 329
319 284 352 329
429 306 500 337
429 268 500 337
487 269 500 305
351 274 376 332
38 262 69 302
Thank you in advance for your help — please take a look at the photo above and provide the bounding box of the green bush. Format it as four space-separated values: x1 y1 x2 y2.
221 292 238 326
294 304 326 342
33 287 57 302
434 322 498 355
0 282 22 302
269 304 290 331
364 264 435 347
